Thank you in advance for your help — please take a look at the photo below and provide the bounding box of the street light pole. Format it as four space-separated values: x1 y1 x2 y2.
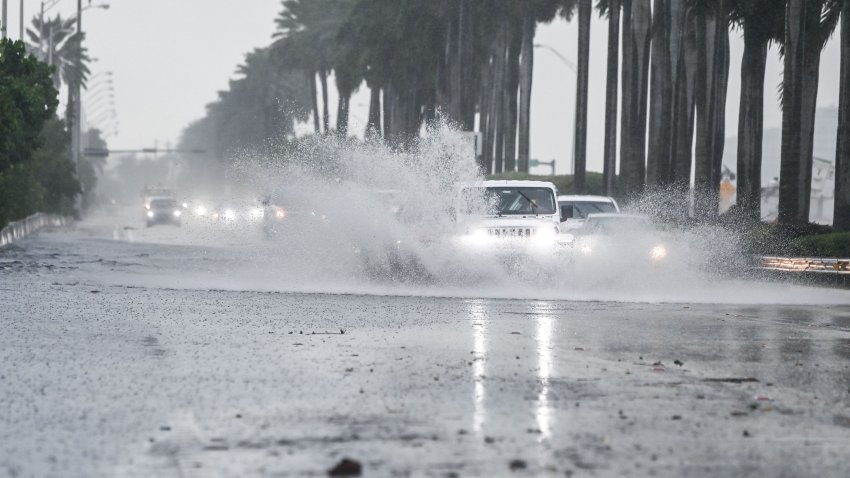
18 0 21 40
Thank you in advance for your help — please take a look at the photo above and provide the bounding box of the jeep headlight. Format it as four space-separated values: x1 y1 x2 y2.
650 245 667 261
462 228 491 247
578 237 593 255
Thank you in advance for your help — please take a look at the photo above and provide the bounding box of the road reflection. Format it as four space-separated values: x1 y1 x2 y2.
469 300 487 435
534 303 554 441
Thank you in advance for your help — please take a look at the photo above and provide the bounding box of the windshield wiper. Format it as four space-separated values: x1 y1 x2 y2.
516 191 539 216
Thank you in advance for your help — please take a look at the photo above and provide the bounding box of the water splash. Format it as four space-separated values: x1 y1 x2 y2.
89 123 849 305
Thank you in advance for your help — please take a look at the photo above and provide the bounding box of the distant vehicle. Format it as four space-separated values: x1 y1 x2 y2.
261 188 326 236
572 213 670 265
455 180 569 253
212 200 265 225
146 197 182 227
557 195 620 230
142 186 175 210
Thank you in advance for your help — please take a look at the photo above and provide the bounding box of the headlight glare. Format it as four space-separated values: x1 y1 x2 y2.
651 245 667 260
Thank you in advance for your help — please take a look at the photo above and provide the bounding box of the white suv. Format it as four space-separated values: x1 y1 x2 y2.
455 180 567 251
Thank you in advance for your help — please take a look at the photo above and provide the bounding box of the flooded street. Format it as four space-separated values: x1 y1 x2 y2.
2 219 850 477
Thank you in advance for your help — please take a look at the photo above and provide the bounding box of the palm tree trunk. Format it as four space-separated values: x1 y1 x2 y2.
518 13 535 173
835 0 850 230
603 0 621 196
336 90 350 137
308 70 320 134
366 85 381 140
503 22 521 173
779 0 817 224
492 28 506 173
619 0 651 197
694 5 730 220
672 16 697 187
383 85 393 143
445 0 464 124
319 69 330 135
736 23 768 221
573 0 591 192
647 0 671 187
480 57 493 173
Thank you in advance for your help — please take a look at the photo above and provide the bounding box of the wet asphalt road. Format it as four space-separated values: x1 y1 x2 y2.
2 218 850 477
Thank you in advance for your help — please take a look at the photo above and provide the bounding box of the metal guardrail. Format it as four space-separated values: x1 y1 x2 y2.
0 213 70 248
759 256 850 275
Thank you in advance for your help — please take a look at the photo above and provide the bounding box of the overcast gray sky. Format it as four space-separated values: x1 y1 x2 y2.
5 1 843 174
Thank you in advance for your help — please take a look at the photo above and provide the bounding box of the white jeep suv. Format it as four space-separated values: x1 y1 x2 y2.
455 180 568 253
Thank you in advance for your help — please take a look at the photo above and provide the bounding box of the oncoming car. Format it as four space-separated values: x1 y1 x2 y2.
146 197 182 227
558 195 620 230
571 213 672 266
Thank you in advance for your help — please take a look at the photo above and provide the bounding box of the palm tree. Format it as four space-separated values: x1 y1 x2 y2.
600 0 621 195
778 0 839 224
274 0 350 135
729 0 785 221
834 0 849 230
647 0 691 189
619 0 651 197
518 11 535 173
573 0 591 192
692 0 730 219
26 15 91 106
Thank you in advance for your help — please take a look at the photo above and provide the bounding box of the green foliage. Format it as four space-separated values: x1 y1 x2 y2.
739 221 835 255
0 39 79 228
0 39 59 173
791 232 850 257
33 118 80 217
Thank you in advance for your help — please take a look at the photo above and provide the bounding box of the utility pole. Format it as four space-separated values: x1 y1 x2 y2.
2 0 7 39
18 0 21 40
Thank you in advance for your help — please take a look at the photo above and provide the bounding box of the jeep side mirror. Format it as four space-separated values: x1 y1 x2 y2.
560 207 573 222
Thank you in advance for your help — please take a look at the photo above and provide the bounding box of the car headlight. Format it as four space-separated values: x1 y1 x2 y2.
578 237 593 255
462 228 491 247
195 205 207 216
650 245 667 260
173 210 182 218
182 202 189 208
146 211 154 218
274 208 286 220
224 209 236 220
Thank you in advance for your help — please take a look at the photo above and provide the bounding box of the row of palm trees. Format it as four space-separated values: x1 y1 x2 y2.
183 0 849 228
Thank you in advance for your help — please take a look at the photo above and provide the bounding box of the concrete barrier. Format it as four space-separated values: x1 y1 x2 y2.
0 213 70 248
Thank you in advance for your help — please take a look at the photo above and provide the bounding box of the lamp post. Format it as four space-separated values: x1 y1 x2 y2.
71 1 109 176
2 0 7 39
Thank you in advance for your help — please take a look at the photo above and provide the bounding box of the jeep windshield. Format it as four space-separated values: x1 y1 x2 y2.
461 187 557 216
